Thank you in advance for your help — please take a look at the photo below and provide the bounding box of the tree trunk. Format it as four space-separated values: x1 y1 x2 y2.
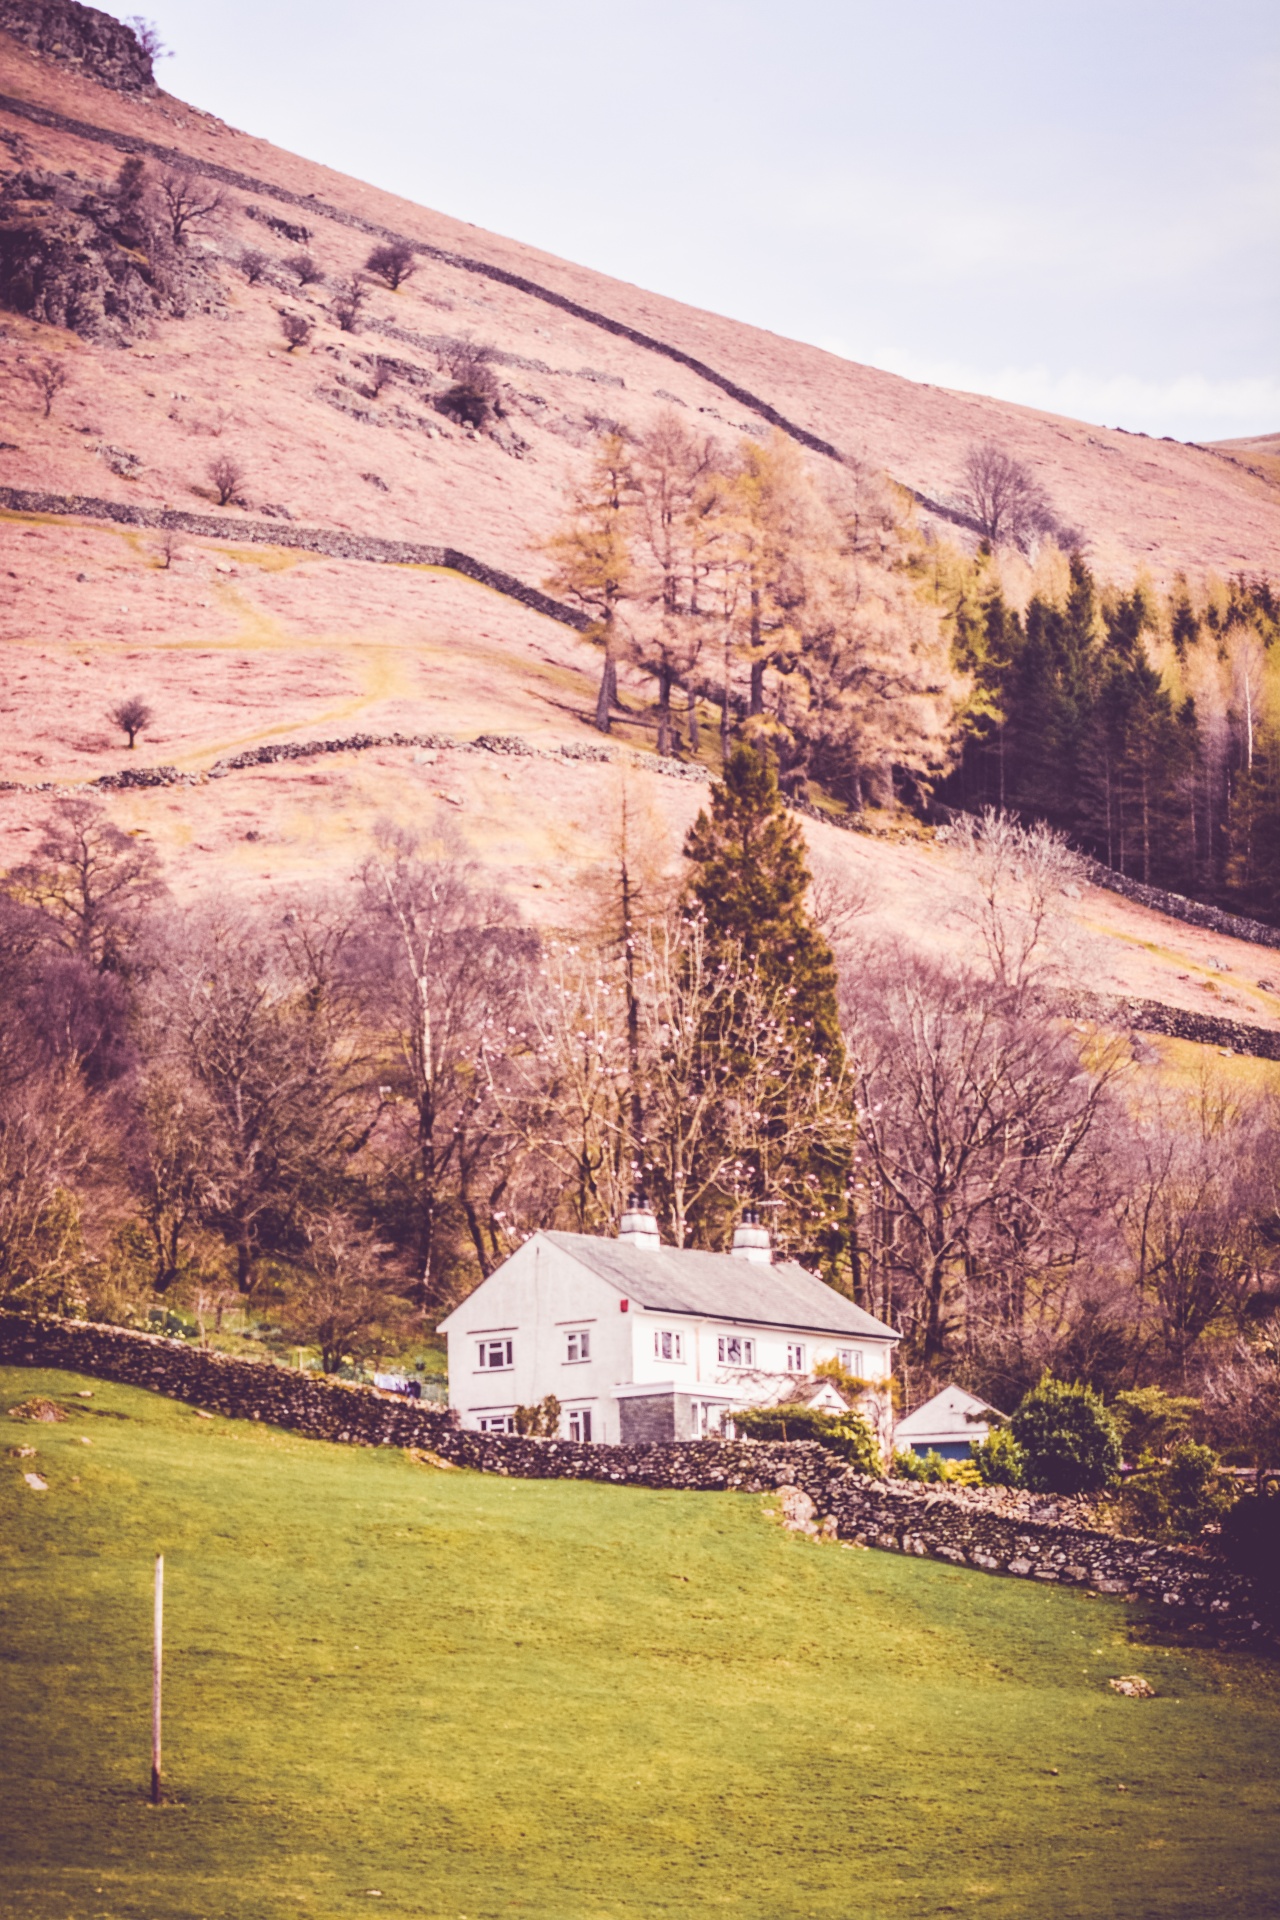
594 619 618 733
750 657 765 718
686 685 699 754
656 664 672 756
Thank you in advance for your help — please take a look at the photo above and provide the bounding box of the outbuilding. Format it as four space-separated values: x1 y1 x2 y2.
893 1384 1006 1462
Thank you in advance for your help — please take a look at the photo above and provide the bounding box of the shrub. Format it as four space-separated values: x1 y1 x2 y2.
331 276 366 333
1009 1376 1121 1494
892 1448 980 1486
207 454 245 506
733 1404 883 1477
365 242 417 289
109 694 153 749
1112 1386 1200 1461
287 251 324 286
513 1395 560 1437
970 1425 1027 1487
239 248 270 285
279 312 312 353
1122 1439 1233 1543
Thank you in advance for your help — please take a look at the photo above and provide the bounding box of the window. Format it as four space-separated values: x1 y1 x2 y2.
476 1337 513 1370
717 1335 755 1367
476 1414 514 1433
838 1348 866 1377
565 1329 591 1363
786 1343 806 1372
567 1407 593 1442
692 1402 725 1438
653 1328 684 1362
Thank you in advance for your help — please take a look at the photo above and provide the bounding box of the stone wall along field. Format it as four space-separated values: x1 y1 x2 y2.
0 1314 1263 1632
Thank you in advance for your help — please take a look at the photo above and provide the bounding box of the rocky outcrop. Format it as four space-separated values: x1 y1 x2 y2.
0 1 153 90
0 1312 1264 1634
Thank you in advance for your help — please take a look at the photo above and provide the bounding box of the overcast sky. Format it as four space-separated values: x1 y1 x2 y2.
133 0 1278 442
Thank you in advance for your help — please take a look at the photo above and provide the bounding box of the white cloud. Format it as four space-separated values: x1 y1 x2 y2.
822 348 1280 443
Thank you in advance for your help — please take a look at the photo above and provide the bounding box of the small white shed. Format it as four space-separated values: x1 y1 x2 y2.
893 1385 1006 1462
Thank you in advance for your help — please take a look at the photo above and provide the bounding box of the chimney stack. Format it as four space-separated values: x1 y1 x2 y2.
730 1208 771 1265
618 1194 661 1250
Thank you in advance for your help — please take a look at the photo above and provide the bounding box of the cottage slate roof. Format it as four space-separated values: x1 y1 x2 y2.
540 1232 899 1341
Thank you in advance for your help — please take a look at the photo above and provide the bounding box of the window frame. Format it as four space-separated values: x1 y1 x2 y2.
475 1336 514 1371
567 1407 593 1442
653 1328 684 1363
717 1334 756 1368
786 1342 806 1372
564 1328 591 1364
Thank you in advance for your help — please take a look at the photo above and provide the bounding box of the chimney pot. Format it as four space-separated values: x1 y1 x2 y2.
618 1197 661 1250
731 1210 772 1264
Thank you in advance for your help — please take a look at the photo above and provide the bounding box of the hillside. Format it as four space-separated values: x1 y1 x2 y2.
5 1364 1280 1920
2 14 1280 1035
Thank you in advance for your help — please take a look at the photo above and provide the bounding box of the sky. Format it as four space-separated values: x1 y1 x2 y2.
128 0 1278 442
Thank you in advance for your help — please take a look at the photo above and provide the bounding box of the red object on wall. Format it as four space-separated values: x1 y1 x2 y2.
619 1299 629 1312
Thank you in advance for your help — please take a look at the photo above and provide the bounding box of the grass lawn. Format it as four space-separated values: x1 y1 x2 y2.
3 1367 1279 1920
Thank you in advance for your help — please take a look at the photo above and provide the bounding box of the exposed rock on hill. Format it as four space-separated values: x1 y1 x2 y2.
0 0 152 92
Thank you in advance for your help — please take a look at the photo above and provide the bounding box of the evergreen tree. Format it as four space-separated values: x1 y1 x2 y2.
684 744 841 1063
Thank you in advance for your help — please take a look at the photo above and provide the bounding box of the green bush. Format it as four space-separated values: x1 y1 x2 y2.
513 1395 561 1437
892 1448 981 1487
1010 1376 1121 1494
969 1425 1027 1487
1111 1386 1200 1460
732 1404 883 1477
1123 1439 1233 1542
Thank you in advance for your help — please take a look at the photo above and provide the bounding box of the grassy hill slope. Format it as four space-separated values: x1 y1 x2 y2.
3 1366 1279 1920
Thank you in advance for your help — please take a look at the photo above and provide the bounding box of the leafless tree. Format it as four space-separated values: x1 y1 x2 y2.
208 453 245 505
281 1210 414 1373
356 827 535 1301
957 440 1061 552
127 1070 217 1294
1119 1078 1271 1373
936 807 1087 998
331 275 366 333
365 242 417 290
0 1067 92 1311
4 798 165 971
158 169 224 248
435 340 501 429
367 356 395 397
279 312 312 354
109 694 153 750
125 15 170 60
287 251 324 286
19 355 70 418
844 943 1121 1367
144 900 370 1295
239 247 270 284
155 529 181 569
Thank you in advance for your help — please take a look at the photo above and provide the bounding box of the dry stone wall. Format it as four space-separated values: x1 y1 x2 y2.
0 1313 1263 1632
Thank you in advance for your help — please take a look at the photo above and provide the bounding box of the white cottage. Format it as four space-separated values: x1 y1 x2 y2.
437 1203 899 1447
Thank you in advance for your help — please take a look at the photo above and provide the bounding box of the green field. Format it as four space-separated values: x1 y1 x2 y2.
3 1367 1279 1920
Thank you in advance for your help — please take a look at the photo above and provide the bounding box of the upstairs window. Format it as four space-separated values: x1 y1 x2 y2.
717 1335 755 1367
653 1329 684 1362
565 1329 591 1363
838 1348 866 1377
567 1407 593 1442
476 1337 513 1370
786 1343 806 1372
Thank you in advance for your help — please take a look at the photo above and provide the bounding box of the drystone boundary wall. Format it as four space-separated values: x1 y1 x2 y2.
1081 993 1280 1062
0 1313 1262 1631
0 91 842 463
1087 862 1280 952
0 485 590 630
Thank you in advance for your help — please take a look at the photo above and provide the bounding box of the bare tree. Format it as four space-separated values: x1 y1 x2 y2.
281 1210 414 1374
356 827 534 1303
957 441 1060 552
937 807 1087 998
279 312 312 354
435 340 501 429
109 694 153 750
158 169 224 248
331 275 366 333
365 242 417 290
125 15 170 60
127 1071 216 1294
287 251 324 286
19 355 70 418
239 247 270 284
4 798 165 971
154 529 181 570
844 944 1120 1366
367 356 395 397
208 453 245 505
